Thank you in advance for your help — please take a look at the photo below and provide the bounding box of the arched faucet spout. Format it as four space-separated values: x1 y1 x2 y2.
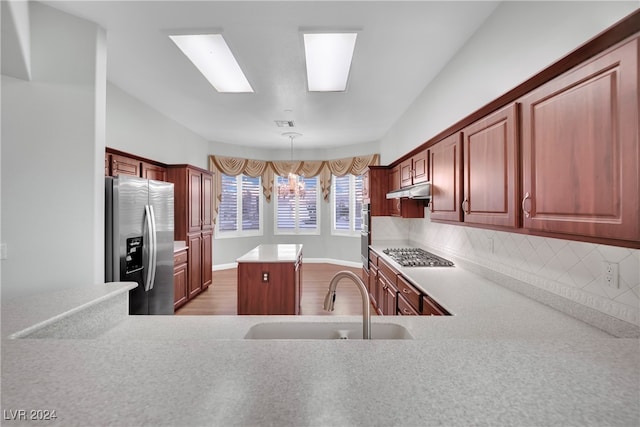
323 271 371 339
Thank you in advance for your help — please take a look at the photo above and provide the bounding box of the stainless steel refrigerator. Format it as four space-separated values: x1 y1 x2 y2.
105 176 175 315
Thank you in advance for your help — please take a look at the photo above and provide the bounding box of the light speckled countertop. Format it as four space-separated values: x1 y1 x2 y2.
173 240 187 253
236 243 303 263
1 253 639 426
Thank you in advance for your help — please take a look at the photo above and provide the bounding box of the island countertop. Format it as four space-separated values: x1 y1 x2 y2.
236 243 303 263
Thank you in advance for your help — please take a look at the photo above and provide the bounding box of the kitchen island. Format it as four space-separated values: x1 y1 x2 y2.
1 259 638 426
236 244 303 315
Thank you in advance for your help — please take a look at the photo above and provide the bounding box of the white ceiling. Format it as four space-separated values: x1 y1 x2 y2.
44 1 500 150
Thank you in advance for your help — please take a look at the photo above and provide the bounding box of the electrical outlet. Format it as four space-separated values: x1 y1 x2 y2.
602 262 619 289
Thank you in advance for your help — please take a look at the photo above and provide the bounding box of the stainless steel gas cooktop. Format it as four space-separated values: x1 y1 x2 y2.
383 248 454 267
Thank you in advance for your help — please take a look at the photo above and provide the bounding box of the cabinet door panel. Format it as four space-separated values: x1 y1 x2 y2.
202 231 213 290
188 170 202 233
187 234 202 298
400 159 413 187
388 166 401 192
412 149 429 184
384 284 397 316
173 262 188 310
142 162 166 181
111 154 140 177
430 133 463 222
367 167 390 216
201 173 213 230
462 103 519 227
520 39 639 241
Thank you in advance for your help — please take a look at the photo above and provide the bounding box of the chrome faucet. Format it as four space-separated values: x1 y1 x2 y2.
323 271 371 339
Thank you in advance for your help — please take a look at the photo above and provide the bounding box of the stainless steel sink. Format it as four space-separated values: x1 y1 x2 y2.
244 322 414 340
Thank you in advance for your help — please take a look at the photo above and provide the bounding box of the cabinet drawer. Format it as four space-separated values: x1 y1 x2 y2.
369 250 379 266
397 295 419 316
174 250 188 266
397 275 421 312
378 258 399 285
422 295 449 316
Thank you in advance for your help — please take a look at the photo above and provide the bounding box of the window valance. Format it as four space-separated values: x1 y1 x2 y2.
209 153 379 223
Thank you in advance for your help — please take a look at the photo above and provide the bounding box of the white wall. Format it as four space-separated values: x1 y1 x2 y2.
107 83 211 170
1 2 107 298
374 1 639 328
209 139 379 163
0 0 32 80
379 1 639 164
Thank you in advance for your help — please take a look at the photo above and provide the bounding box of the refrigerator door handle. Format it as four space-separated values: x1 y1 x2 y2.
143 205 154 292
148 205 158 290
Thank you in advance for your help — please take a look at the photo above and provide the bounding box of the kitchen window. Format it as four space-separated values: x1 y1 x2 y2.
274 176 320 235
331 174 363 235
216 174 263 238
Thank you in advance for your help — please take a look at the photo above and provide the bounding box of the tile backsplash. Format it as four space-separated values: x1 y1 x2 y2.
372 213 640 328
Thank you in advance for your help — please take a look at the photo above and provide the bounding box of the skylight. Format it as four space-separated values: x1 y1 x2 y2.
303 33 357 92
169 34 253 93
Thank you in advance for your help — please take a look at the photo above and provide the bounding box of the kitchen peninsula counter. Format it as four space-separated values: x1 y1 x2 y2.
1 263 638 426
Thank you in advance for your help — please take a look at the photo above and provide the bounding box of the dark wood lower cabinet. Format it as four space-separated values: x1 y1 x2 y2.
202 231 213 290
237 253 302 315
398 295 419 316
422 295 448 316
382 280 398 316
187 233 203 299
368 264 379 312
370 251 450 316
173 249 188 311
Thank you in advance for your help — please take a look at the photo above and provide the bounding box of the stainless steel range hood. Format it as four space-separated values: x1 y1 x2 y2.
386 182 431 200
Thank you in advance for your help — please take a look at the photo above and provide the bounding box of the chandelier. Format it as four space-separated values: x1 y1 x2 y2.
277 132 305 199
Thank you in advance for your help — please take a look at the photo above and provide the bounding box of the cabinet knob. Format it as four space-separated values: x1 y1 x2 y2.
402 288 411 294
402 308 411 315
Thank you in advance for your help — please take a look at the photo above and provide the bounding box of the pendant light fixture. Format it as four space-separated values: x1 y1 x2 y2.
278 132 305 199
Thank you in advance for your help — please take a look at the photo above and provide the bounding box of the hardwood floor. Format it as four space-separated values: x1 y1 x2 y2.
175 263 375 316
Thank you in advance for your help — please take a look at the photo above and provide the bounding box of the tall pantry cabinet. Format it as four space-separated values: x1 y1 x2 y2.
167 165 214 298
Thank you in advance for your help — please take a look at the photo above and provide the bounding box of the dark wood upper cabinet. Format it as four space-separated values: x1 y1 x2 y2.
187 168 203 233
201 173 213 231
110 153 140 177
429 133 463 223
364 166 389 216
141 161 167 181
106 149 167 182
400 158 413 188
400 149 429 187
461 103 519 228
520 37 639 242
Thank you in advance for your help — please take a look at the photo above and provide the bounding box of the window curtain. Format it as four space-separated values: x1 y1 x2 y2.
209 153 379 224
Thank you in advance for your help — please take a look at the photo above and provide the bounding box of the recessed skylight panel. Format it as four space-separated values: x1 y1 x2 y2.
169 34 253 93
303 33 357 92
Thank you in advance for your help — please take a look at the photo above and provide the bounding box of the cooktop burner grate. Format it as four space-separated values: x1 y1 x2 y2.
382 248 454 267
